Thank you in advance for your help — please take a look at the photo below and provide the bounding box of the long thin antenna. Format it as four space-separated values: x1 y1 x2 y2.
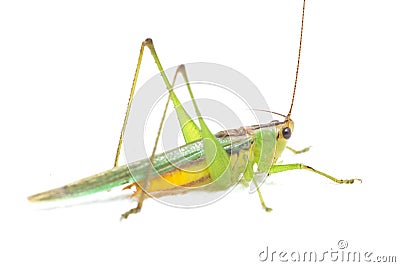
250 109 287 119
287 0 306 118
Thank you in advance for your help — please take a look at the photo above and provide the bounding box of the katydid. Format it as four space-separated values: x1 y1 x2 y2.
28 0 361 219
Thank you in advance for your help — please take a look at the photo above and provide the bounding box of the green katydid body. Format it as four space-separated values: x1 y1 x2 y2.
28 120 292 203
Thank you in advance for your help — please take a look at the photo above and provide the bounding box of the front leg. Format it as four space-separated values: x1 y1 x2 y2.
286 146 311 154
269 163 362 184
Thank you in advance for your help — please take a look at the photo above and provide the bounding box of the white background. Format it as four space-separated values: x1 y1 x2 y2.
1 0 399 266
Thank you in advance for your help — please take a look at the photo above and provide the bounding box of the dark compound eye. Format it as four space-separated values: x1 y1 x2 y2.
282 127 292 139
